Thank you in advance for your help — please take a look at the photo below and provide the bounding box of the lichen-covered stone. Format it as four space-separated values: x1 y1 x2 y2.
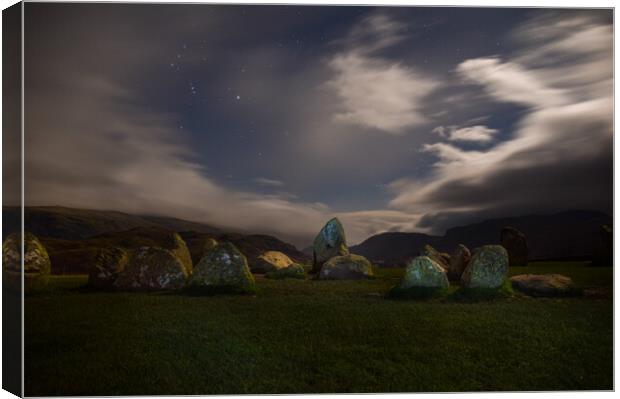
318 254 373 280
510 274 575 297
421 244 450 272
399 256 449 289
266 263 306 279
461 245 509 289
202 237 219 256
312 218 349 273
171 232 193 275
88 247 129 289
448 244 471 281
188 242 255 293
113 247 188 291
3 232 51 293
501 226 528 266
252 250 294 273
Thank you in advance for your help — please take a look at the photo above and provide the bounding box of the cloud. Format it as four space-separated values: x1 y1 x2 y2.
433 125 498 143
253 177 284 187
388 12 612 232
326 13 439 134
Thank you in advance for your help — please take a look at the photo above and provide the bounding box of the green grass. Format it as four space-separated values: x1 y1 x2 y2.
24 262 612 395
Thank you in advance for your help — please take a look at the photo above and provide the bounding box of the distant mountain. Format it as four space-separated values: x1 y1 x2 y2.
3 206 308 274
351 210 612 266
3 206 221 239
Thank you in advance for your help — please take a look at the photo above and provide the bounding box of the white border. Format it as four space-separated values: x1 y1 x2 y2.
0 1 616 399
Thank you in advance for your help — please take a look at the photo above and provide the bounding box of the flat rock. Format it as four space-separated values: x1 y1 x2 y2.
510 274 575 297
318 254 373 280
252 250 294 274
266 263 306 279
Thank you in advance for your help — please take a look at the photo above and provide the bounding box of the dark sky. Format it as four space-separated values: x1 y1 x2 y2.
22 4 613 246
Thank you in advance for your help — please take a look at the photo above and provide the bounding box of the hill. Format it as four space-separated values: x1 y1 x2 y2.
351 210 612 266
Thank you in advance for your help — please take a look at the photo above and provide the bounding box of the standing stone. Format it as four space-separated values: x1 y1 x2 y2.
2 232 51 294
318 254 373 280
448 244 471 282
501 226 528 266
399 256 449 289
591 224 612 267
312 218 349 273
88 247 129 289
461 245 509 289
113 247 188 291
252 250 294 273
202 237 219 256
421 244 450 272
188 242 256 293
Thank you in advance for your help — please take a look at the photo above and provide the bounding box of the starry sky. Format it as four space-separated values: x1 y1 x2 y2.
21 4 613 246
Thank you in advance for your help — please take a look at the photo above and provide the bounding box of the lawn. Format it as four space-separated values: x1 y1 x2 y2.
24 262 613 395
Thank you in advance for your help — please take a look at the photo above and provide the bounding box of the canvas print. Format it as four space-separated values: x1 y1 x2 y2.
2 2 614 395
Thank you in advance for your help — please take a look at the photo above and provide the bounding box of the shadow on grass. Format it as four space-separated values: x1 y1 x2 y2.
386 286 449 300
447 280 515 303
182 284 258 297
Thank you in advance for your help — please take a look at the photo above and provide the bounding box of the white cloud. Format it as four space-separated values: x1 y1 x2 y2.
326 13 440 134
254 177 284 187
388 13 612 230
433 125 498 143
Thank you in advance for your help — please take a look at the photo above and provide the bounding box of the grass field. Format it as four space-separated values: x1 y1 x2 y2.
24 262 613 395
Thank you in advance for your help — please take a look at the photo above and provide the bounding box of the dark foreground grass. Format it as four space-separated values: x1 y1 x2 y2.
24 263 612 395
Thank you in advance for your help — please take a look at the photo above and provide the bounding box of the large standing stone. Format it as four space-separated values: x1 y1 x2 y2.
266 263 306 280
591 224 612 267
448 244 471 281
500 226 528 266
421 244 450 272
312 218 349 273
461 245 509 289
3 232 51 293
510 274 575 297
88 247 129 289
188 242 256 293
252 250 294 274
399 256 449 289
113 247 188 291
318 254 373 280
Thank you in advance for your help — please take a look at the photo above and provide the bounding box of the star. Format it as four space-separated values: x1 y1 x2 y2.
236 95 241 100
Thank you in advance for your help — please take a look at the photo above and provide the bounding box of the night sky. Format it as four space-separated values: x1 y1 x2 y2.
22 4 613 246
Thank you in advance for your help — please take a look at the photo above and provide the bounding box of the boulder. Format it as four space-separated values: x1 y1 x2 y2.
318 254 373 280
266 263 306 279
500 226 528 266
399 256 449 289
510 274 575 297
88 247 129 289
113 247 188 291
591 224 612 267
252 250 294 274
461 245 509 289
421 244 450 272
3 232 51 293
202 237 219 256
448 244 471 281
188 242 256 293
170 232 193 275
312 218 349 273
